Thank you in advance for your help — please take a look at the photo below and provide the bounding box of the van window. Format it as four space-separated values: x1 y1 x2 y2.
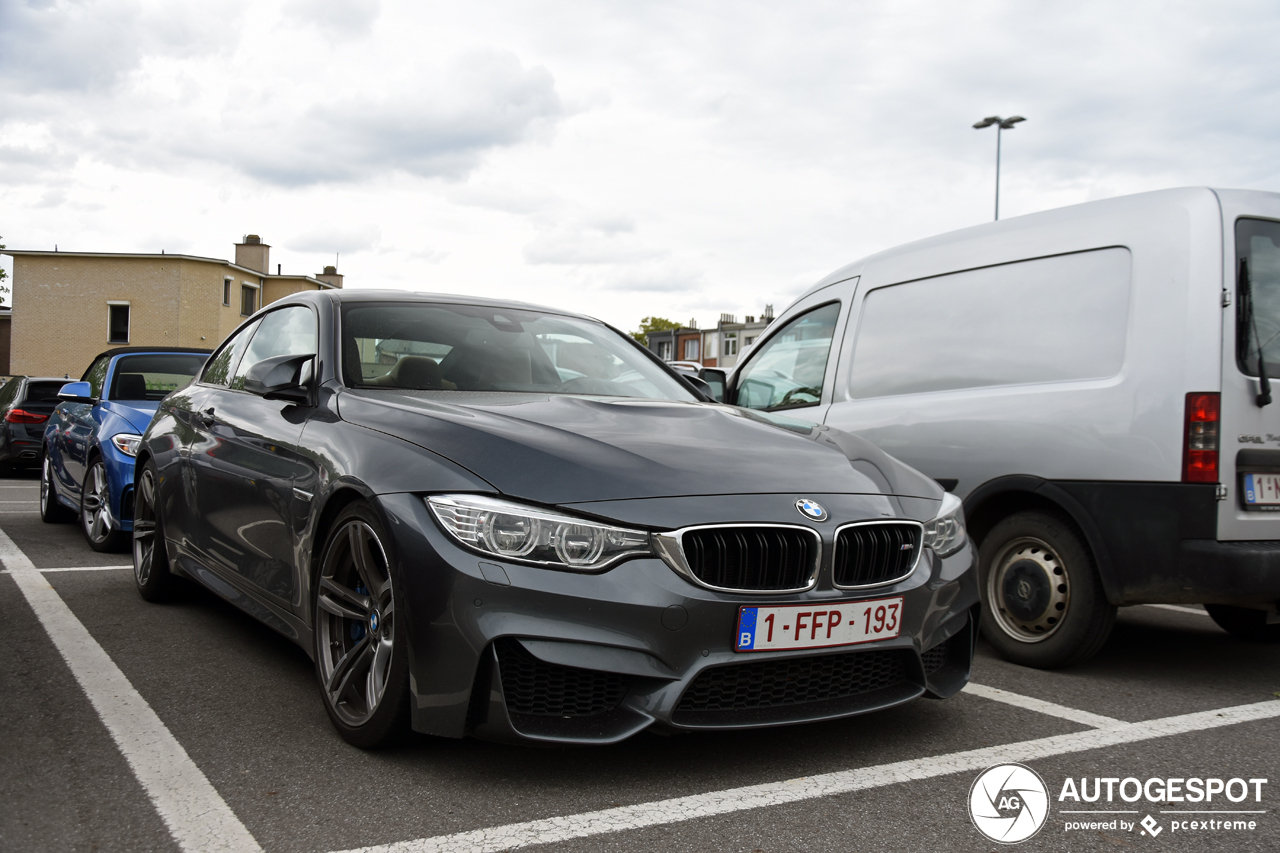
736 302 841 411
849 248 1131 399
1235 218 1280 378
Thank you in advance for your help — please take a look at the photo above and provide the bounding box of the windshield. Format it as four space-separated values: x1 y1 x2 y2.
341 302 697 401
108 354 207 401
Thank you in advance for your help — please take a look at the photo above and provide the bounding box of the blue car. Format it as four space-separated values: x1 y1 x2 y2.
41 347 210 551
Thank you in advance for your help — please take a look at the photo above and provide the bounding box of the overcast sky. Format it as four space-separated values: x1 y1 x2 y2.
3 0 1280 332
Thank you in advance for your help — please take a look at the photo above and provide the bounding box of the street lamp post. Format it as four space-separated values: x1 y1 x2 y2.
973 115 1025 221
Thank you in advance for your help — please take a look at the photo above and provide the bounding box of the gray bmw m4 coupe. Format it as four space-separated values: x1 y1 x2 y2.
132 290 978 748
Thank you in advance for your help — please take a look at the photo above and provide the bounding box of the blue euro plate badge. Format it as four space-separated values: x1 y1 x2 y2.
1244 473 1280 506
735 597 904 652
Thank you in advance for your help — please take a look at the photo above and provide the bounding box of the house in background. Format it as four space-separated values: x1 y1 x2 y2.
645 307 775 370
2 235 343 378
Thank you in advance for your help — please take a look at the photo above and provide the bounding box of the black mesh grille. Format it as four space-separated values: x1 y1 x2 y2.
682 527 816 591
834 523 922 587
921 637 951 675
677 649 906 712
495 639 629 717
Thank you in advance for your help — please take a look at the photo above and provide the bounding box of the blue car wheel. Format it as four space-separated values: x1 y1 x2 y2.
81 458 129 552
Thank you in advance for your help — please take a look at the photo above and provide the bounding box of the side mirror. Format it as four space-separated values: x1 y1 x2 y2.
57 381 95 404
680 373 716 401
698 368 727 403
243 353 315 404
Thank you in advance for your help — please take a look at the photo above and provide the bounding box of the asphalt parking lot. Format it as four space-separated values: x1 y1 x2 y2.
1 471 1277 853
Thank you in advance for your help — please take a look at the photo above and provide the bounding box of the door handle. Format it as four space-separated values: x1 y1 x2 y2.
198 407 216 428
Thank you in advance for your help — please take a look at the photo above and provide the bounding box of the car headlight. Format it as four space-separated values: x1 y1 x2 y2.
111 434 142 457
922 492 967 557
426 494 652 571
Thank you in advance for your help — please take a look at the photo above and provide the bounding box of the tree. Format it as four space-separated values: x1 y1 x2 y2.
0 236 8 306
632 316 680 345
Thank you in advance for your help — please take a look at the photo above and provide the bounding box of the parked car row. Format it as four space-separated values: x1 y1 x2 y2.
29 186 1280 751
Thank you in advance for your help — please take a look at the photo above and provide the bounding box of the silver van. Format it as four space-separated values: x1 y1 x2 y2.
713 187 1280 667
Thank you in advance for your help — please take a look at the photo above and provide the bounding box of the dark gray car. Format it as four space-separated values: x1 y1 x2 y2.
0 376 69 472
133 290 978 748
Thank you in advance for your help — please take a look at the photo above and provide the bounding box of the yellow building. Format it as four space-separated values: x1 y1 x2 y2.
2 236 343 378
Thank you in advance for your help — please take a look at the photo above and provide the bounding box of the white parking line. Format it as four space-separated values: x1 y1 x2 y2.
1 565 131 574
0 527 263 852
1145 604 1212 616
962 682 1124 728
335 699 1280 853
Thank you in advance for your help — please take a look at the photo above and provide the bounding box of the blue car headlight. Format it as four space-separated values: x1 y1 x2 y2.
426 494 652 571
111 434 142 457
922 492 967 558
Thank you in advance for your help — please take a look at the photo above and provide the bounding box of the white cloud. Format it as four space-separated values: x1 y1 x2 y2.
6 0 1280 333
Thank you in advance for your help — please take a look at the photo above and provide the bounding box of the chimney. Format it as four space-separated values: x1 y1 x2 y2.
235 234 270 274
316 264 344 289
762 304 775 321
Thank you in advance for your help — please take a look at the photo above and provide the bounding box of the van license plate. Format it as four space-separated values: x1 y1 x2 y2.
734 597 903 652
1243 473 1280 505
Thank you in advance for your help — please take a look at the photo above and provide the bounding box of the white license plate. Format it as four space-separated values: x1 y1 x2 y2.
1244 473 1280 505
734 597 904 652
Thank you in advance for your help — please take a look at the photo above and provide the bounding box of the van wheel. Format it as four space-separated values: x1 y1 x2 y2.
978 511 1115 668
1204 605 1280 642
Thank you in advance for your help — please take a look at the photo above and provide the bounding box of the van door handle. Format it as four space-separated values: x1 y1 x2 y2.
198 408 216 428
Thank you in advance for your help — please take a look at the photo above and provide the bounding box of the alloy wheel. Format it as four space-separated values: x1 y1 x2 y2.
315 519 396 728
81 461 113 544
133 466 158 587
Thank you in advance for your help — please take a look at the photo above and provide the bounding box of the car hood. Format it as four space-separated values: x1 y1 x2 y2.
101 400 160 434
337 390 942 505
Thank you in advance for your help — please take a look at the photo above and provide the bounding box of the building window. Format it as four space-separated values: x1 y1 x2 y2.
241 284 258 316
744 336 756 347
683 338 700 361
723 332 738 357
656 341 673 360
223 278 232 306
108 303 130 344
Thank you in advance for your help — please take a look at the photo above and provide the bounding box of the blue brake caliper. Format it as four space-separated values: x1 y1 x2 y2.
350 583 368 642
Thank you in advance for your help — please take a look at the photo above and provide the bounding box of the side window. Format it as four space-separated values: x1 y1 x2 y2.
231 306 317 390
202 320 261 388
735 302 841 411
849 248 1131 399
0 379 19 408
82 357 111 399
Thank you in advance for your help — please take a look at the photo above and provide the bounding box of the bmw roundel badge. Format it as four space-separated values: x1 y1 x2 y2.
795 498 828 522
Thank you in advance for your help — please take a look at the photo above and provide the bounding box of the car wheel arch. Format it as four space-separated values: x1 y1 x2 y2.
963 474 1120 605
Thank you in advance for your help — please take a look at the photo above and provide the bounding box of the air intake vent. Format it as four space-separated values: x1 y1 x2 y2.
834 522 922 588
681 526 818 591
495 639 629 717
677 649 906 713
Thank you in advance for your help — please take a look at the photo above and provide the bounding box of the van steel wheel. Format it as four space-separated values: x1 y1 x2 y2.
978 511 1115 668
132 461 174 602
39 452 73 523
313 502 410 748
80 458 128 552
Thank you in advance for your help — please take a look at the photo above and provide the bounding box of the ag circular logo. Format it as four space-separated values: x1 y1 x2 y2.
795 498 828 521
969 763 1050 844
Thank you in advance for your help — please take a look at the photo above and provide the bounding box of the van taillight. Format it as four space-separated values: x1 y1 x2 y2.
1183 393 1220 483
4 408 48 425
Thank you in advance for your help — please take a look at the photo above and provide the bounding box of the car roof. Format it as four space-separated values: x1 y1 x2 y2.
307 288 600 323
87 346 213 364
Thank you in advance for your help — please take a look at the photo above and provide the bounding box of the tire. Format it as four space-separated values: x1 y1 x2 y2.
132 460 174 602
1204 604 1280 642
80 457 128 552
978 511 1116 668
312 502 411 748
39 450 74 523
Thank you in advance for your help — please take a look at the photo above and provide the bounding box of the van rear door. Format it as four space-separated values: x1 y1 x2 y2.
1218 206 1280 542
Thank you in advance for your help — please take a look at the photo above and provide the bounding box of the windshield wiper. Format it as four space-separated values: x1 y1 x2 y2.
1241 258 1273 407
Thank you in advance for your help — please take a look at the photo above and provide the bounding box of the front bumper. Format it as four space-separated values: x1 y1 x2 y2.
378 493 980 745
